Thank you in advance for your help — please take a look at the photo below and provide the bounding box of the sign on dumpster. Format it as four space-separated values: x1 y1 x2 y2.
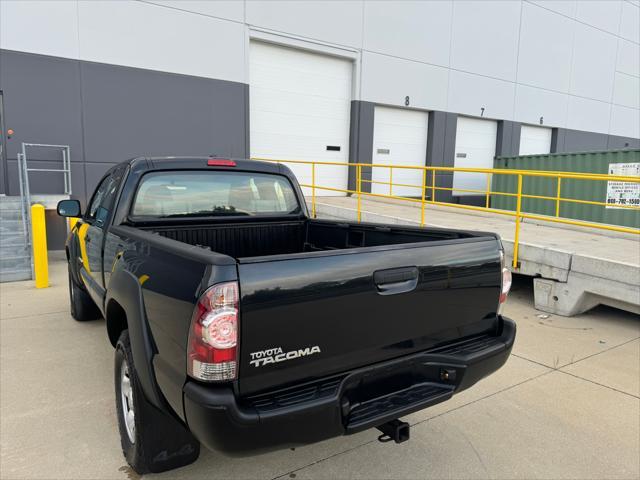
606 163 640 209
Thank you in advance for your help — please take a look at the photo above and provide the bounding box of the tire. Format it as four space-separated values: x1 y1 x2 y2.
114 330 200 474
68 268 100 321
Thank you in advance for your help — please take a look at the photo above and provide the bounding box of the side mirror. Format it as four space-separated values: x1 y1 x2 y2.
57 199 82 218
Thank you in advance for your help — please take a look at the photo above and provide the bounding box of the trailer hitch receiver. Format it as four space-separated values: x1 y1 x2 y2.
376 419 410 444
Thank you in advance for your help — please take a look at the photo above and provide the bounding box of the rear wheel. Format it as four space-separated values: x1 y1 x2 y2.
115 330 200 474
68 268 100 321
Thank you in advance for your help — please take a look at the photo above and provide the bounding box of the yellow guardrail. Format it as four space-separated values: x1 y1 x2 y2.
251 157 640 269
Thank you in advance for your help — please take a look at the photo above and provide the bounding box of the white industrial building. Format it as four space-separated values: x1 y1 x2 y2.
1 0 639 216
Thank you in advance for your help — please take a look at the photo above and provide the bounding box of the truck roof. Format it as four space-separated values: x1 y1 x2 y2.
122 156 286 176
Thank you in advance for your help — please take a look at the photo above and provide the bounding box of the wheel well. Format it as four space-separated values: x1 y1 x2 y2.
106 300 128 347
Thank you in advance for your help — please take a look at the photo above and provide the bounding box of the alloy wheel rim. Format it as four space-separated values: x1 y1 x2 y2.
120 360 136 444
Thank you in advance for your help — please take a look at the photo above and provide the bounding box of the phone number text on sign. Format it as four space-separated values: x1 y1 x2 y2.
606 163 640 209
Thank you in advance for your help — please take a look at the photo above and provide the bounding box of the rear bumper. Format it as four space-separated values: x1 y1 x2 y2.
183 316 516 455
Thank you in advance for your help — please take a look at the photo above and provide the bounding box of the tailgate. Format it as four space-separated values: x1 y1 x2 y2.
237 238 501 395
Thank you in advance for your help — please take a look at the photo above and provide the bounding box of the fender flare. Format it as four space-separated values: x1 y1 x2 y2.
106 268 166 411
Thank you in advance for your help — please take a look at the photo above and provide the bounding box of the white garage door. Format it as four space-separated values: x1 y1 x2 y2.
453 117 497 196
519 125 552 155
372 107 428 197
249 41 352 196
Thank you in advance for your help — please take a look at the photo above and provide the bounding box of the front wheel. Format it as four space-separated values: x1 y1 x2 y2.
114 330 200 474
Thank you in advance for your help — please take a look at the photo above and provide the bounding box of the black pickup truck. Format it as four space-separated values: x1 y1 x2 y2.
57 156 515 474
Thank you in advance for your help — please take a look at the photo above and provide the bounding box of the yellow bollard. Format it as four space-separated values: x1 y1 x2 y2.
31 204 49 288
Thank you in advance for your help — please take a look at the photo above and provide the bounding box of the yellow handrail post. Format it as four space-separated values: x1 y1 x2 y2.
389 166 393 196
68 217 78 231
31 204 49 288
357 164 362 222
420 169 427 226
431 171 436 203
311 163 317 218
512 174 523 270
485 174 491 209
555 177 562 217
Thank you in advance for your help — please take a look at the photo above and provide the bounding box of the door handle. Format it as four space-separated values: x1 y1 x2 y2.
373 267 419 296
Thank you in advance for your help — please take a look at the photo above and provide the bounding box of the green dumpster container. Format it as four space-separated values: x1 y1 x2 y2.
491 149 639 229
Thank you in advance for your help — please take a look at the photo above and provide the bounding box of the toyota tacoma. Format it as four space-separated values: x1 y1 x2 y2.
57 156 515 473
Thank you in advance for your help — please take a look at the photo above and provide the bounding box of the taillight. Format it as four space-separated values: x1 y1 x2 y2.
207 159 236 167
187 282 238 381
499 250 512 310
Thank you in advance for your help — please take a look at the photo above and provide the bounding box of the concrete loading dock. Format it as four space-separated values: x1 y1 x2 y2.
314 196 640 317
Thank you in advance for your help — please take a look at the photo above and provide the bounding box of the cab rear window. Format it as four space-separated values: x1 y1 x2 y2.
131 171 300 218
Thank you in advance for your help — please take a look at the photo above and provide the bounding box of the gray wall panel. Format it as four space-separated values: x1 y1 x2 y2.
81 62 247 164
426 111 446 167
510 122 522 155
426 110 458 168
419 110 461 205
70 162 87 207
348 101 374 193
5 160 20 196
434 173 454 203
551 128 638 153
607 135 640 150
496 121 521 157
0 49 248 205
443 112 457 168
426 111 457 194
550 128 564 153
0 159 6 195
0 50 84 160
559 129 609 152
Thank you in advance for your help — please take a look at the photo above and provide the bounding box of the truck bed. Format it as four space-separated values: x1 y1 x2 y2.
139 218 485 260
134 217 501 396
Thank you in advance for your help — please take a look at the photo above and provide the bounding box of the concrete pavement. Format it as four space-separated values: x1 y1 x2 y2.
1 257 639 479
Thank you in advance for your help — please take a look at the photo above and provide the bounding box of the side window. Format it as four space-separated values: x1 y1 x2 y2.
86 176 112 221
86 168 124 226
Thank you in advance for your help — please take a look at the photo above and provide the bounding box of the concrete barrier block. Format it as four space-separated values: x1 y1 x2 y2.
571 255 640 285
534 273 640 317
503 241 570 281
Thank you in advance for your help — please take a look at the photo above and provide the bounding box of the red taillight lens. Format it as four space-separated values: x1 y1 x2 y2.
499 250 512 308
187 282 238 381
207 159 236 167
